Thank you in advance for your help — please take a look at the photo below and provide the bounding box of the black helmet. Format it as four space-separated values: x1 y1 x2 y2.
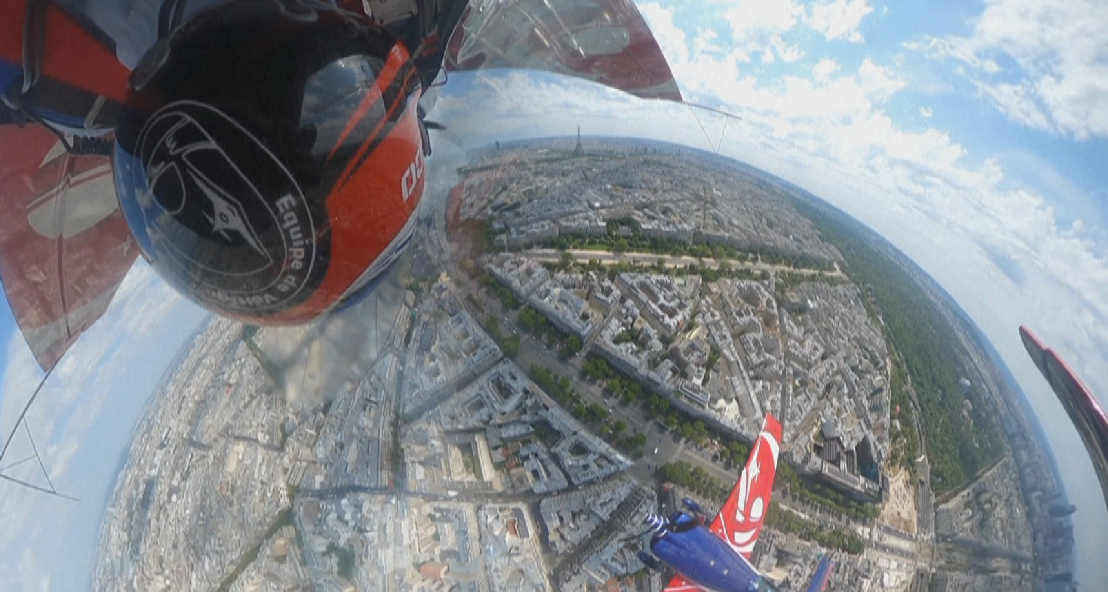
114 0 427 325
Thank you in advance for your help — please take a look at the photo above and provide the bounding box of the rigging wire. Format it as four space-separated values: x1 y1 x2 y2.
24 419 57 494
688 106 713 152
0 454 37 473
0 472 79 502
718 114 729 153
0 365 55 466
0 366 79 501
684 100 735 155
617 37 740 155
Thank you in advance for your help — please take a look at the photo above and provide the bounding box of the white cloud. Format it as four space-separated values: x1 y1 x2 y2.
807 0 874 43
692 29 723 57
638 4 750 97
724 0 805 44
912 0 1108 139
919 106 933 117
656 0 807 66
813 57 842 81
769 35 804 63
638 4 689 66
974 81 1055 133
45 440 79 482
905 37 981 71
858 58 906 100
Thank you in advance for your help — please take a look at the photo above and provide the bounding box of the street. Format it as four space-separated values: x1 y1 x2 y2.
507 315 743 491
524 248 844 278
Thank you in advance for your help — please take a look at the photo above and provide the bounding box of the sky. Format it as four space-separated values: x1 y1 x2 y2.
0 263 210 592
1 0 1107 589
425 0 1108 584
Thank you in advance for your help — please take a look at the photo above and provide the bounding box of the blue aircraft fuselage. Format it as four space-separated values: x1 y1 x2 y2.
649 513 763 592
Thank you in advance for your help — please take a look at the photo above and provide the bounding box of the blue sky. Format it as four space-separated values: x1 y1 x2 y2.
0 297 15 377
2 0 1107 589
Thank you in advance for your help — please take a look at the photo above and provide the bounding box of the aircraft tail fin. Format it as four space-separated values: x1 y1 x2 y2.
804 555 834 592
708 414 782 558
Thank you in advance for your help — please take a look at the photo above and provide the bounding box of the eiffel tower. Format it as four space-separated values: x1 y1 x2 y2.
574 126 584 156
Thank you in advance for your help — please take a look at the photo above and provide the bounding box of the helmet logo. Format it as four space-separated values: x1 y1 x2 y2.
133 100 318 313
191 168 270 259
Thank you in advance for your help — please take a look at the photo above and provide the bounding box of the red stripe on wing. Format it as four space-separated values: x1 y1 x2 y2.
663 574 706 592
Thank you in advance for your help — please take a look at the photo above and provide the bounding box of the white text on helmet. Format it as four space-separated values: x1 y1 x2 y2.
401 146 425 203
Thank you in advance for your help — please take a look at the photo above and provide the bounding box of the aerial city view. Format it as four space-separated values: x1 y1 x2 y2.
94 137 1075 592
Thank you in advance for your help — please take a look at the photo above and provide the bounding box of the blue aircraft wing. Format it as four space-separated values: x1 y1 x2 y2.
804 555 834 592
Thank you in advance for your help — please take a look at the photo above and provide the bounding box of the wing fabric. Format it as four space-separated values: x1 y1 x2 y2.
444 0 682 102
1020 326 1108 514
663 574 707 592
0 125 137 370
709 414 783 559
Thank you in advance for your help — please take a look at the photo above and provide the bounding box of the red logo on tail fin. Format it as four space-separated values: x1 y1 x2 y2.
710 414 782 559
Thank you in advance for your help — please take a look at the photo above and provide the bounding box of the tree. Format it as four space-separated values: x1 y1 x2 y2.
613 238 630 253
587 403 609 421
559 251 575 270
705 347 722 374
613 420 627 434
502 335 521 358
691 420 707 442
563 335 583 357
614 330 635 345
